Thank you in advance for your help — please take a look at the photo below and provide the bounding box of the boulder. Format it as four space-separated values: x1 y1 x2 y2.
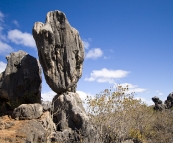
0 50 42 114
41 100 53 112
12 104 43 120
152 96 165 111
52 92 100 143
32 10 84 94
165 92 173 108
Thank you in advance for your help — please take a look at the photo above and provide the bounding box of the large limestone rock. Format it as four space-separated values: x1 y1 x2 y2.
0 50 42 114
32 10 84 94
52 92 100 143
12 104 43 120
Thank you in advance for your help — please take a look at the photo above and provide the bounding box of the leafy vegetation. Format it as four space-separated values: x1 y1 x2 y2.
85 85 173 143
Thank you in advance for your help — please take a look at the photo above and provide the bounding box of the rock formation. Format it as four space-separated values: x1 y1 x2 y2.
0 50 42 115
165 92 173 108
33 10 100 143
152 96 165 111
32 10 84 94
0 104 56 143
152 92 173 110
12 104 43 120
52 92 99 143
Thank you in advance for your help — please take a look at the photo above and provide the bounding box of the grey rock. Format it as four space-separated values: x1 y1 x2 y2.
152 96 165 111
0 50 42 114
52 92 100 143
12 103 43 120
41 100 53 112
165 92 173 108
33 10 84 94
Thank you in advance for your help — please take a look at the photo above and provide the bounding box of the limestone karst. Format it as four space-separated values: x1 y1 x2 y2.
33 10 84 94
0 50 42 115
32 10 99 143
152 92 173 110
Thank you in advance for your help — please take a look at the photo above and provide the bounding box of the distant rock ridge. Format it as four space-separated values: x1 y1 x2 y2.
152 92 173 110
33 10 84 94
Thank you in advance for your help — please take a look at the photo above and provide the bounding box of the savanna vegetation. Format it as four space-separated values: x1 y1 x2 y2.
85 85 173 143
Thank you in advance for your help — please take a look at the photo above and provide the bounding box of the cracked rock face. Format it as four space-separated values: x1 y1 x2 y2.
0 50 42 114
32 10 84 94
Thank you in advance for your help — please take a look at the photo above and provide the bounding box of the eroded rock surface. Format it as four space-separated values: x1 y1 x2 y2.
52 92 100 143
165 92 173 108
32 10 84 94
152 96 165 111
0 50 42 114
0 111 56 143
12 104 43 120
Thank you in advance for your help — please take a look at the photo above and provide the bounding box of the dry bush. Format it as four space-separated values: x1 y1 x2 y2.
85 85 173 143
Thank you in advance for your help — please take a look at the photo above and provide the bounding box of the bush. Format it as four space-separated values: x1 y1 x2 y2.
85 85 173 143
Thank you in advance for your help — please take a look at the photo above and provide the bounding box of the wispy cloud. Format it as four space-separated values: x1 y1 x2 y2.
156 90 163 96
76 91 88 102
85 68 129 83
135 97 153 106
82 40 90 49
8 29 36 48
12 20 19 26
0 61 6 73
0 41 14 55
119 83 146 93
85 48 103 59
0 11 4 22
41 90 56 101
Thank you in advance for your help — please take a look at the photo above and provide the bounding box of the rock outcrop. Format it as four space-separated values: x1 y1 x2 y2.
33 10 99 143
52 92 100 143
152 96 165 111
165 92 173 108
0 110 56 143
0 50 42 115
12 103 43 120
32 10 84 94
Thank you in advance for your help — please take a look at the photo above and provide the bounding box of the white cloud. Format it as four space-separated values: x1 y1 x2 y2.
41 90 56 101
0 61 6 73
0 11 4 22
0 41 14 55
119 83 146 93
156 90 163 96
85 48 103 59
12 20 19 26
82 40 90 49
8 29 36 48
76 91 88 102
135 97 153 106
85 68 129 83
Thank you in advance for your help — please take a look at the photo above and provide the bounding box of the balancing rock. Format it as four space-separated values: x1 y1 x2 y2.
32 10 84 94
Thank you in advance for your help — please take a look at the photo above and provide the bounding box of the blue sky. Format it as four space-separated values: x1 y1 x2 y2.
0 0 173 105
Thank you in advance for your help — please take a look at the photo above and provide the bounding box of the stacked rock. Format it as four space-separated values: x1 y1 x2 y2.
152 96 165 111
33 10 99 143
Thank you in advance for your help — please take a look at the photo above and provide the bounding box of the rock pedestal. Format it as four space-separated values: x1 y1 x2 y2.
152 96 165 111
0 50 42 114
33 10 99 143
33 10 84 94
52 92 100 143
